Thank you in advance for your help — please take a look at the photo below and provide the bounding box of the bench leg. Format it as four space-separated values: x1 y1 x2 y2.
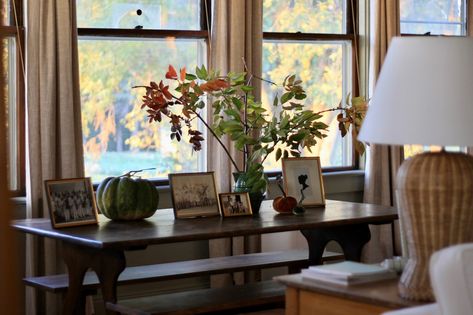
62 242 126 315
301 224 371 265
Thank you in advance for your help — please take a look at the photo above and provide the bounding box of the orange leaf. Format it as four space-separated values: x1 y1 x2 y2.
165 65 178 79
180 67 186 81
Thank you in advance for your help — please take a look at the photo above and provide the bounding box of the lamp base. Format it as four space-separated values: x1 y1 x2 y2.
397 151 473 301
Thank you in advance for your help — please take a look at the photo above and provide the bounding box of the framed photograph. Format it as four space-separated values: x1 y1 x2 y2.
282 157 325 207
219 192 253 217
44 177 99 228
169 172 221 219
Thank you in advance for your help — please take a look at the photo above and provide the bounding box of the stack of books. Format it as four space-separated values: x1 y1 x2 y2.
301 261 397 286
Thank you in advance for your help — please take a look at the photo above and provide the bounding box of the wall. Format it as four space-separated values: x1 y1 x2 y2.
11 170 364 313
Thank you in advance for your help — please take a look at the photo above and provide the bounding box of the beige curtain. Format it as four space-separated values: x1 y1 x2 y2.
208 0 263 287
25 0 84 313
362 0 403 263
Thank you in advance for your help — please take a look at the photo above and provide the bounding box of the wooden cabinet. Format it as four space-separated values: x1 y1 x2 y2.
277 275 423 315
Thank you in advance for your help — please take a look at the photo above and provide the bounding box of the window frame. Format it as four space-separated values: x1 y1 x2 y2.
77 0 212 185
2 0 25 196
262 0 359 173
399 0 468 36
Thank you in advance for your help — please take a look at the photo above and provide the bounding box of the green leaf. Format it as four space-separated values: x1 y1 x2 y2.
279 115 289 129
273 95 279 107
290 150 300 157
275 148 282 161
193 85 203 95
231 97 244 111
196 101 205 109
281 92 294 104
294 93 306 100
260 135 272 143
241 85 254 92
196 65 208 79
287 74 296 85
251 179 267 193
290 131 308 142
224 108 241 120
185 73 197 81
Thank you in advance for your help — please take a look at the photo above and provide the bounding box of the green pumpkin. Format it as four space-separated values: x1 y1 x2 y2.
96 175 159 220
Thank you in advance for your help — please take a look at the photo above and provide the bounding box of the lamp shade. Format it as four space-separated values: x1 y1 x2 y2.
358 37 473 146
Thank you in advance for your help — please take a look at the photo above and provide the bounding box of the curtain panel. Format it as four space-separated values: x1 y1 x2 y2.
208 0 263 287
25 0 84 313
362 0 403 263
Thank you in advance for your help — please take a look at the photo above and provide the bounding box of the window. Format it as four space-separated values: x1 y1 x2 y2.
262 0 356 171
400 0 469 158
76 0 210 183
1 0 24 195
400 0 467 35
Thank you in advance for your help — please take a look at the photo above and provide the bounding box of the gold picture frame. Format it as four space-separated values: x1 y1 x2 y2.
219 192 253 217
282 157 325 207
44 177 99 228
169 172 221 219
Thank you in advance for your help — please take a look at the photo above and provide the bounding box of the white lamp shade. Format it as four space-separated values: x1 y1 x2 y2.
358 37 473 146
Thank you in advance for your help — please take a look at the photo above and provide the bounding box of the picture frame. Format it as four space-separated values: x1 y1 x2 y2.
282 157 325 207
44 177 99 228
169 172 221 219
219 192 253 217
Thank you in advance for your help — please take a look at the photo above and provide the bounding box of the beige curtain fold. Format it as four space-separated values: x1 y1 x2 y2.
362 0 403 263
208 0 263 287
25 0 84 313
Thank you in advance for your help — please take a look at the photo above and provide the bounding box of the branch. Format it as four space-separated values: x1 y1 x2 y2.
190 109 241 172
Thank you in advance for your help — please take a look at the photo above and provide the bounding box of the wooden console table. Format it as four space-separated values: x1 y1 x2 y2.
12 199 397 314
275 274 423 315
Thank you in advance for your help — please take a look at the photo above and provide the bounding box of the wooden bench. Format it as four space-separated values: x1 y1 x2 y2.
106 280 285 315
24 249 343 294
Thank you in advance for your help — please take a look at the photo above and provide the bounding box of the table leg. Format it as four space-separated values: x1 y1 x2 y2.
301 224 371 265
62 242 126 315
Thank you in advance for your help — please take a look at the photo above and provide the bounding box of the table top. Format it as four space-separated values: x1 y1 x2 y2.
275 274 424 309
12 199 397 250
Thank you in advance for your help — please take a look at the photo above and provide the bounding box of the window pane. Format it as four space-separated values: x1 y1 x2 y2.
262 41 352 170
78 38 207 182
404 145 463 159
1 0 10 26
76 0 202 30
263 0 345 34
400 0 466 35
3 37 18 190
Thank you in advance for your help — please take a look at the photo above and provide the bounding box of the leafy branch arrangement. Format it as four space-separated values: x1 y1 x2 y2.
134 65 366 192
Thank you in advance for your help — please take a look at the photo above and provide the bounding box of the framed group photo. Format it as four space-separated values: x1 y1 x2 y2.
219 192 253 217
169 172 221 219
282 157 325 207
44 177 99 228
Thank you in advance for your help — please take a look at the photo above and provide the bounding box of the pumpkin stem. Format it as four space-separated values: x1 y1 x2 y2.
121 168 156 178
276 175 287 198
